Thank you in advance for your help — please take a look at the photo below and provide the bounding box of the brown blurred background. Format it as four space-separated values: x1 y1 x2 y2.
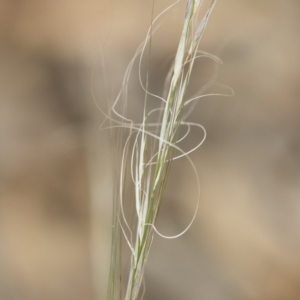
0 0 300 299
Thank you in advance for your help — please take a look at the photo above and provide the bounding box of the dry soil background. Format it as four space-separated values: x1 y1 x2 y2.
0 1 300 300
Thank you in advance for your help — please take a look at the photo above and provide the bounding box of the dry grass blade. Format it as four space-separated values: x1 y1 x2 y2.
107 1 218 299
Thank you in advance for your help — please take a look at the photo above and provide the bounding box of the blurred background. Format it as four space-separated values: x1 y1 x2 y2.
1 0 300 299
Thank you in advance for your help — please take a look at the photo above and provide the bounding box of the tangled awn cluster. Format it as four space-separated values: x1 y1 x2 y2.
101 1 231 299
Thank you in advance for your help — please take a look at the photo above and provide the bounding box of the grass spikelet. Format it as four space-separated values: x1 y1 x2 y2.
105 1 219 299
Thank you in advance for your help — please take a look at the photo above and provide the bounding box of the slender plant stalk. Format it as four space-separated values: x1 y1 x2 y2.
107 1 217 299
